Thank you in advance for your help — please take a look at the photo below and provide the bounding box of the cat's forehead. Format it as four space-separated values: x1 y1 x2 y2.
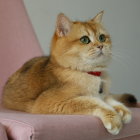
72 22 107 38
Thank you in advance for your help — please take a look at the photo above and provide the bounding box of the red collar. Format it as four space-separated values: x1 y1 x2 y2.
87 71 102 77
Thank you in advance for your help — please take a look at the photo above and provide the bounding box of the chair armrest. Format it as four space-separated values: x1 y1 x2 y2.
0 108 140 140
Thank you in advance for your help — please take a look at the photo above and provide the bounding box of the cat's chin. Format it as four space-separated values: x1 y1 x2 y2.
78 55 111 72
92 56 111 67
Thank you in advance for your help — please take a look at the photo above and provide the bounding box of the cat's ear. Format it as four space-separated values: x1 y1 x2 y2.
91 11 104 23
56 13 72 37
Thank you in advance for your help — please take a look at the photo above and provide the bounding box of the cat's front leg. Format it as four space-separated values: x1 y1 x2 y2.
105 96 132 124
32 92 122 135
90 97 122 135
66 96 123 135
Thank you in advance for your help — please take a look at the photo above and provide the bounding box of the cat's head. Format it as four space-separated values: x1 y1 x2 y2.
51 11 112 72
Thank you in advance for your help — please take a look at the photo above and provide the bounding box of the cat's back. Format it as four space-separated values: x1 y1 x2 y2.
2 56 53 111
4 56 50 87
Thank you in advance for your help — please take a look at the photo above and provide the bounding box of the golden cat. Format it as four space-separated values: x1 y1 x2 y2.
2 11 137 135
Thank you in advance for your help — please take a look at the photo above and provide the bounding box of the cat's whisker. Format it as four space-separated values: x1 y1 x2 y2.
111 53 137 75
112 49 136 68
112 48 132 59
111 54 131 69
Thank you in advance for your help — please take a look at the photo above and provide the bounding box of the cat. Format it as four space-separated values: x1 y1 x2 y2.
2 11 137 135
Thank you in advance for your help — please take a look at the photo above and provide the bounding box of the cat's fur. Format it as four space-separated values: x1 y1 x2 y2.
2 11 137 135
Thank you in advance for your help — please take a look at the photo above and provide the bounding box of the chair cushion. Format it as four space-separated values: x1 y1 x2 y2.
0 108 140 140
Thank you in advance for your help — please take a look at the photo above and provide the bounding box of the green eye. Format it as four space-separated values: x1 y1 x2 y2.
99 34 106 42
80 36 91 44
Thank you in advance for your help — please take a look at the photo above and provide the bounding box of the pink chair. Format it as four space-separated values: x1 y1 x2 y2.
0 0 140 139
0 123 8 140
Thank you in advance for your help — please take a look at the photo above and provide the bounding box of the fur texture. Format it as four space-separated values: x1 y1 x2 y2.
2 12 137 135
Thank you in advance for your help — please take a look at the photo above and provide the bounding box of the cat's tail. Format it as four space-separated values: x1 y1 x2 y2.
112 93 137 107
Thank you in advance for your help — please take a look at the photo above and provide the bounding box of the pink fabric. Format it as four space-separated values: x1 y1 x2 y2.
116 135 140 140
0 123 8 140
0 108 140 140
0 0 43 101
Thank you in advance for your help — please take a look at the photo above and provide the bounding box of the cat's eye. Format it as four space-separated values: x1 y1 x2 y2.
80 36 91 44
99 34 106 42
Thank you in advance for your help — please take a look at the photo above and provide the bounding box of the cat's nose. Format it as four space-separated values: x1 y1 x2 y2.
97 45 103 50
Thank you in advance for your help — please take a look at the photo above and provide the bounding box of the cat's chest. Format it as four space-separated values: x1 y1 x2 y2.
72 73 104 95
85 76 104 95
61 70 110 95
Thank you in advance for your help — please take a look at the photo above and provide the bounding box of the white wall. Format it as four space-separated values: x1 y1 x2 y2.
23 0 140 100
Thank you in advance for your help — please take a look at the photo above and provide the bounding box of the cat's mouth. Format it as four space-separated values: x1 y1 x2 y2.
95 50 111 62
97 52 104 57
97 51 104 57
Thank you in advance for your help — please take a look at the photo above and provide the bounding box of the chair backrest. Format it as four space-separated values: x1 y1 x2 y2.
0 0 43 102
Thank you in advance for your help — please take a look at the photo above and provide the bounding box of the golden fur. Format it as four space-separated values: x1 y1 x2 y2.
2 11 137 135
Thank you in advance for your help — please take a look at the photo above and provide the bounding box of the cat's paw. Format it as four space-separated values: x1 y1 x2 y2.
101 110 122 135
113 105 132 124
